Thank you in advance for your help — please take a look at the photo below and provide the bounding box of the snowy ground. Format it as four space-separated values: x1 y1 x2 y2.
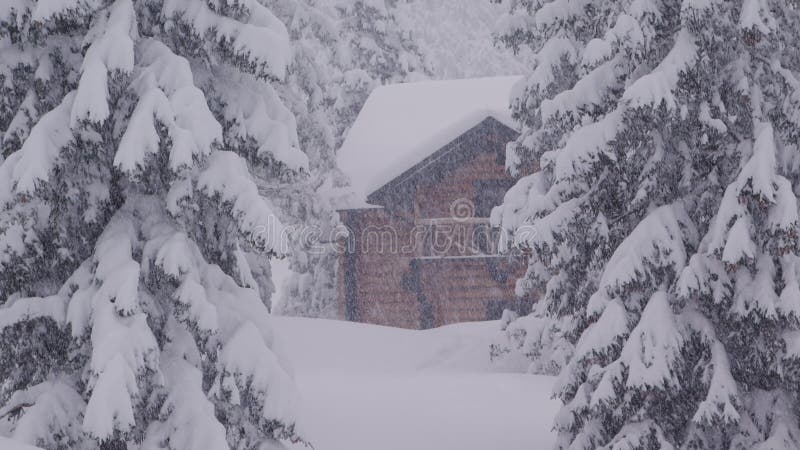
275 317 559 450
0 436 40 450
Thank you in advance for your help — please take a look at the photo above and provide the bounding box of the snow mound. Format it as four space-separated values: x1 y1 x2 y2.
274 317 559 450
337 76 522 202
273 316 526 373
0 436 42 450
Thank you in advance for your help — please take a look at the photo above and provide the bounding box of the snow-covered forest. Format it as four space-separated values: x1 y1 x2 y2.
1 0 799 449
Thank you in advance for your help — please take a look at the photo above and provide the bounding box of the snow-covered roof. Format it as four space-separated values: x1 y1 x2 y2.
337 76 523 203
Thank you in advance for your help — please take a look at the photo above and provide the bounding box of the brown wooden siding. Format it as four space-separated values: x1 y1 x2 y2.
414 151 510 218
418 257 528 327
338 118 531 329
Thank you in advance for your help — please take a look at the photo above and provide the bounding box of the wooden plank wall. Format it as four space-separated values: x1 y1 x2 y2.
337 120 531 329
417 257 528 327
414 151 507 218
338 208 421 329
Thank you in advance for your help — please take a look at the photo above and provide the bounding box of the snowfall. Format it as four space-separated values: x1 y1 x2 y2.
276 317 559 450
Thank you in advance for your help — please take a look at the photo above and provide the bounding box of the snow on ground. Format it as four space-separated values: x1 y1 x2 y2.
275 317 559 450
0 436 41 450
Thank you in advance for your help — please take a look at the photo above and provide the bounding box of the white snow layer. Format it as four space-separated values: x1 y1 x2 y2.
337 76 522 202
274 316 559 450
0 436 42 450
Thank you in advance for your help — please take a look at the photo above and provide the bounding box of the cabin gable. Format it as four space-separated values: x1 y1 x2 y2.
337 116 532 329
367 117 517 212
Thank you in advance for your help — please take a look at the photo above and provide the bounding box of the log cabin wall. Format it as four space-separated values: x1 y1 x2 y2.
338 208 422 329
338 118 531 329
417 258 527 328
413 147 510 218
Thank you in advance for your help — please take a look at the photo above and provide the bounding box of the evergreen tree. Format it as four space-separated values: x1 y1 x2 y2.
332 0 430 144
251 0 343 319
0 0 309 447
493 0 800 447
272 0 429 319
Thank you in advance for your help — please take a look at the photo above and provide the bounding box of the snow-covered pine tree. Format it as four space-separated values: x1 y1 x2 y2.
493 0 800 447
242 0 333 320
391 0 533 79
268 0 430 319
0 1 309 447
489 0 683 375
271 0 341 174
252 0 348 319
331 0 430 144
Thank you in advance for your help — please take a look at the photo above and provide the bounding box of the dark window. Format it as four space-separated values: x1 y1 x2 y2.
474 179 515 217
486 298 535 320
486 258 510 283
486 300 510 321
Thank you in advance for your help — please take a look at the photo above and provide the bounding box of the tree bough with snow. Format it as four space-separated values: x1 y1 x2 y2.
493 0 800 447
0 0 308 448
266 0 431 319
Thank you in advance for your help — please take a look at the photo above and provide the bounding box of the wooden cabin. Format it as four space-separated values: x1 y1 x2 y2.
335 77 532 329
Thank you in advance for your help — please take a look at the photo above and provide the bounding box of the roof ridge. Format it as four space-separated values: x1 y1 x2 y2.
337 75 523 202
